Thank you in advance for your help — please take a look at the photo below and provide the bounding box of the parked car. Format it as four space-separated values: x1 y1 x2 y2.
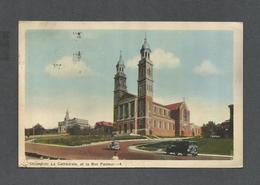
108 140 120 150
166 140 198 156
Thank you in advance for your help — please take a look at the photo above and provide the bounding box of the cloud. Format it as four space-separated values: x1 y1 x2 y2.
127 48 180 70
126 56 140 68
193 60 220 75
45 56 94 77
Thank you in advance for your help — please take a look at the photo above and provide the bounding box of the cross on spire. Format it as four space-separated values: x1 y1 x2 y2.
118 50 124 64
119 50 122 59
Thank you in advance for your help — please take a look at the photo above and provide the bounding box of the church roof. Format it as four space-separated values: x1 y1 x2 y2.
140 36 151 53
119 92 137 101
117 50 124 66
142 37 150 50
165 102 184 110
153 101 168 108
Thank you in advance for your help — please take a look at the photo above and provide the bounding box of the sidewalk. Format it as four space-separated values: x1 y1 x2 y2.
25 137 188 148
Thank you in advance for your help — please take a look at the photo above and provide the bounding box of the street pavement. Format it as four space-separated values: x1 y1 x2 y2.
25 140 232 160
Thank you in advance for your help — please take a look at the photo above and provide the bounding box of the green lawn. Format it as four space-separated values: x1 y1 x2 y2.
25 134 67 141
137 138 233 155
114 135 146 140
190 138 233 155
34 135 111 146
33 134 146 146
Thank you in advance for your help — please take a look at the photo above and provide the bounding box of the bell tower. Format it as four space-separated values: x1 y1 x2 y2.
137 36 153 135
113 51 127 122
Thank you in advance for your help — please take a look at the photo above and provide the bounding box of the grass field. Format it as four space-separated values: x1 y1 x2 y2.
137 138 233 155
33 134 146 146
190 138 233 155
114 135 146 140
25 134 68 141
34 135 111 146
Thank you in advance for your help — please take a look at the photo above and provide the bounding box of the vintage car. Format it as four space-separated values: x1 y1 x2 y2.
166 140 198 156
108 140 120 150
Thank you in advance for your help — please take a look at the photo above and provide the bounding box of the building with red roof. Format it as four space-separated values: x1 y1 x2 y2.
95 121 113 135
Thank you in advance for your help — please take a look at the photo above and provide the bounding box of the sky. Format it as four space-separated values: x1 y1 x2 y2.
25 29 233 128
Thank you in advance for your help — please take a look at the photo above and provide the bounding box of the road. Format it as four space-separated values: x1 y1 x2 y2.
25 140 232 160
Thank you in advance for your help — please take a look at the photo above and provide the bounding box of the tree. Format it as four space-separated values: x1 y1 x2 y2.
67 124 81 135
45 128 58 134
201 121 217 138
216 121 233 138
80 127 91 135
32 123 45 135
25 128 32 138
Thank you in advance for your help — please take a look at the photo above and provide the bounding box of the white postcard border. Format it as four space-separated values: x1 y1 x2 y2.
18 21 243 168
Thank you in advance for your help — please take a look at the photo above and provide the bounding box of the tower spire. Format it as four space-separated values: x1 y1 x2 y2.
143 32 148 46
140 33 151 59
114 50 127 106
65 108 69 120
119 50 123 64
116 50 125 74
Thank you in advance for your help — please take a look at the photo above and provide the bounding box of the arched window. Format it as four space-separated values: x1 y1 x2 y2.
183 109 187 126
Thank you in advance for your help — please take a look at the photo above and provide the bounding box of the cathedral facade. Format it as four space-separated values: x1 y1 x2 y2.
113 37 192 137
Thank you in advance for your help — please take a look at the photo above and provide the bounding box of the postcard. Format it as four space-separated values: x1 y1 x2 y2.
19 21 243 168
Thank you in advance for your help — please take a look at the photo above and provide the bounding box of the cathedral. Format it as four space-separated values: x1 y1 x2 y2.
113 37 192 137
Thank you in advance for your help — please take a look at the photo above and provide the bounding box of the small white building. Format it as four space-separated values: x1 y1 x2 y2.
58 109 90 133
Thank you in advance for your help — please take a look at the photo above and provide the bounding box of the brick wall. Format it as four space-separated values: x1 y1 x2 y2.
150 128 175 137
